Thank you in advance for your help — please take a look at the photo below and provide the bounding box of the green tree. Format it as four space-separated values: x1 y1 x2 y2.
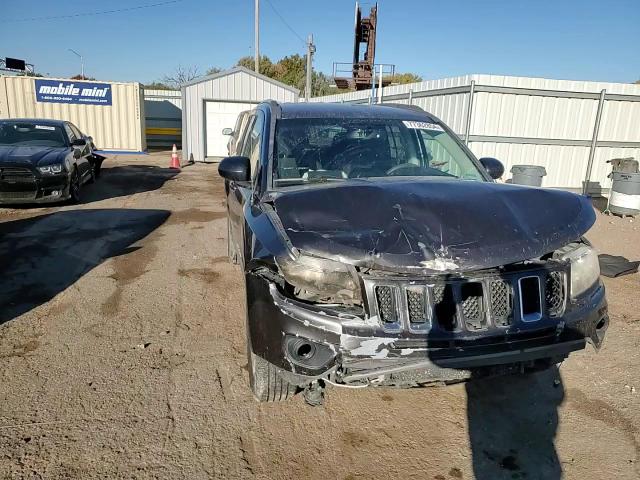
70 74 96 81
206 67 223 75
143 81 174 90
387 72 423 84
273 54 306 90
237 55 276 77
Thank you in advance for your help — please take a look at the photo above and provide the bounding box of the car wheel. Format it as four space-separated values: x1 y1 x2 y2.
68 168 81 204
87 164 96 184
247 348 297 402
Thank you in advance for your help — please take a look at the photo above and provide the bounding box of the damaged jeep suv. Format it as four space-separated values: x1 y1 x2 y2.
219 102 608 403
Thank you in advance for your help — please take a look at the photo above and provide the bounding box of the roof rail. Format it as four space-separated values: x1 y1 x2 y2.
382 103 424 113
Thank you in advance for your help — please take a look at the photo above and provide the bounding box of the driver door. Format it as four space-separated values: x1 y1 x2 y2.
64 123 91 180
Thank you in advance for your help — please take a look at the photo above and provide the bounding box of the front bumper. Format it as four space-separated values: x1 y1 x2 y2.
245 272 608 387
0 169 70 204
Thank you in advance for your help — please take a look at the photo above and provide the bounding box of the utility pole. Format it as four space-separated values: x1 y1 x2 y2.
254 0 260 73
68 48 84 79
305 34 315 101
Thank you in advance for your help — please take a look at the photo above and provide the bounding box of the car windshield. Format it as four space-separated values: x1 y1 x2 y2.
273 117 485 186
0 121 67 148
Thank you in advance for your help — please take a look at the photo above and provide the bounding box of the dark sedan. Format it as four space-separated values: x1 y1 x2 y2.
219 102 608 405
0 119 105 204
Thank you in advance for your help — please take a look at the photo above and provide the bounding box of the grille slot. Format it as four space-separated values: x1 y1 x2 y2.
490 280 512 326
0 191 37 201
0 167 35 183
519 276 542 322
545 272 565 317
375 285 397 324
406 287 427 323
432 284 456 331
460 282 485 330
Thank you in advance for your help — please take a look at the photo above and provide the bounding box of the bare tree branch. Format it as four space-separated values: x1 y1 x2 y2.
161 65 200 88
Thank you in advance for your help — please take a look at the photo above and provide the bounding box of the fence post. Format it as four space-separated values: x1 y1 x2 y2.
377 64 384 104
583 89 607 196
464 80 476 145
408 88 413 105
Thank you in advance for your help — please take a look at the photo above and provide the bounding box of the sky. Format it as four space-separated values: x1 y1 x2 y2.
1 0 639 85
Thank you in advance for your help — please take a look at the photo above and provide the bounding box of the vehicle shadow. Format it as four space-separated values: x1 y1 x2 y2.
0 208 170 324
81 164 179 203
464 369 563 479
424 272 564 479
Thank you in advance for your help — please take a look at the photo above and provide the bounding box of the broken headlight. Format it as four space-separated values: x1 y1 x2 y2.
276 253 361 303
560 244 600 299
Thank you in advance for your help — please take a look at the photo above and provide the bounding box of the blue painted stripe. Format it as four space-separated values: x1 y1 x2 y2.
94 150 148 155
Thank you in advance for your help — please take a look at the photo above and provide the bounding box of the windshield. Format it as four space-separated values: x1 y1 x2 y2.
273 117 485 186
0 121 67 148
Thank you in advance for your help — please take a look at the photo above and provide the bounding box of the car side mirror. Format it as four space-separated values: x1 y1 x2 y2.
222 128 233 136
218 156 250 182
72 138 87 147
479 157 505 180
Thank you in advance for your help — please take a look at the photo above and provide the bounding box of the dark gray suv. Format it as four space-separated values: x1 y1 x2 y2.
219 101 608 404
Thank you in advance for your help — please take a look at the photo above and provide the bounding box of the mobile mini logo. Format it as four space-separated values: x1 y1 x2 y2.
34 79 113 106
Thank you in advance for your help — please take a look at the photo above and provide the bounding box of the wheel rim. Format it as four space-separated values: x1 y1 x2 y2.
71 170 80 200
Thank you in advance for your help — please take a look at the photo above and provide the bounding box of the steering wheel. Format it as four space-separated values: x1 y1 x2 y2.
386 163 426 176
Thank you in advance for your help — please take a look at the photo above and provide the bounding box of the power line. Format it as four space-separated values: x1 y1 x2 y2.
263 0 306 47
0 0 184 23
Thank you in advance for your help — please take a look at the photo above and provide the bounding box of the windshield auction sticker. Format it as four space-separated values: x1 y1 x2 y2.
34 125 55 130
34 79 112 106
403 121 445 132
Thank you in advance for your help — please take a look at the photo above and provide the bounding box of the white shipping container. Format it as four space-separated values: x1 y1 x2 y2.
0 75 146 152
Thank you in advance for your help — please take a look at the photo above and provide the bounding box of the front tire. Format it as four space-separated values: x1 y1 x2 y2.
68 168 81 204
247 344 297 402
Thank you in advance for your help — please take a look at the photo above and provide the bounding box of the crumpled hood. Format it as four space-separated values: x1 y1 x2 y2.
272 179 595 273
0 146 67 167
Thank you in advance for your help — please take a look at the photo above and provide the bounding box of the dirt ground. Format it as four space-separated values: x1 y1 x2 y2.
0 151 639 480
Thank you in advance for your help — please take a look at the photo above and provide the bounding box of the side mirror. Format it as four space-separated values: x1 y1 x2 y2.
218 156 250 182
479 157 505 180
222 128 233 136
72 138 87 147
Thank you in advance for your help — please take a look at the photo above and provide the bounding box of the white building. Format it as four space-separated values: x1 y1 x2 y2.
181 66 299 162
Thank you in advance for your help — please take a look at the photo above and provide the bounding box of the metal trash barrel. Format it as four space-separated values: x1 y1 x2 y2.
607 157 639 174
510 165 547 187
609 172 640 216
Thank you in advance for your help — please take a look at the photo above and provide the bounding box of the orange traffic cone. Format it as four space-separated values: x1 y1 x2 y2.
170 144 181 170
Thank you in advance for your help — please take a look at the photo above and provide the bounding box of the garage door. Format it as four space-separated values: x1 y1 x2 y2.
205 101 255 158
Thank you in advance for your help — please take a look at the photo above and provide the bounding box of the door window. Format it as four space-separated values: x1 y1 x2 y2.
242 113 265 182
69 123 83 140
64 124 77 144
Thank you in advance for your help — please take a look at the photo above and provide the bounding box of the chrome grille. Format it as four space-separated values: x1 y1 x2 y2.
406 287 427 323
545 272 565 317
375 285 396 323
490 280 512 326
367 267 566 333
460 282 485 330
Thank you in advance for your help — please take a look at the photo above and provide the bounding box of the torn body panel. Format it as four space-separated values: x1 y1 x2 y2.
247 266 607 388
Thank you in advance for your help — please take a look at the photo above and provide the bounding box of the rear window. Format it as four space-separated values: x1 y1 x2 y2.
0 121 67 147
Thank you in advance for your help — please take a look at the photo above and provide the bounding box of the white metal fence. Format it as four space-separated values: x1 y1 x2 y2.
310 74 640 193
